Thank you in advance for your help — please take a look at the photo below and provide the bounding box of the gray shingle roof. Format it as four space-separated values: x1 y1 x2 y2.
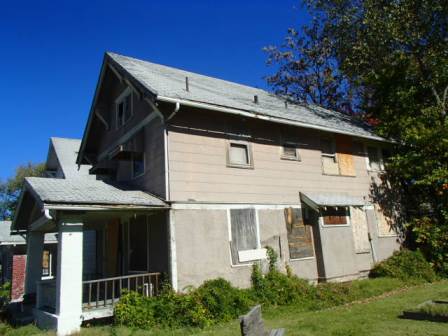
50 137 94 179
0 221 57 244
301 192 365 209
108 52 384 141
25 177 167 208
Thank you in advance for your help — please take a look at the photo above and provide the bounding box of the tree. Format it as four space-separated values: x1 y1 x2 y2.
264 17 357 114
0 163 46 221
267 0 448 273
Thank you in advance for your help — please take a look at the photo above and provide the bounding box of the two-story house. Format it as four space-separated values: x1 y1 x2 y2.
13 52 400 335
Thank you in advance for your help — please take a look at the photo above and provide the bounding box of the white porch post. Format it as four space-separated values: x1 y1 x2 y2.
55 220 84 336
25 231 44 296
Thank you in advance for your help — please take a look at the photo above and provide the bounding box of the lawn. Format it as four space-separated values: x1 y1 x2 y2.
1 280 447 336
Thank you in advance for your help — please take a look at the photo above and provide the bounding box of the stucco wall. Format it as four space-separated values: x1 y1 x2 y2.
173 207 320 290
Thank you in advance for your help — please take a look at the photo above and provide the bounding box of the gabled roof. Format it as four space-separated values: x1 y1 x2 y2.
0 221 57 245
47 137 94 179
106 52 384 141
25 177 167 208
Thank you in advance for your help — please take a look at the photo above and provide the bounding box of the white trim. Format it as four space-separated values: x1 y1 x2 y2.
320 207 351 228
226 140 253 169
171 202 302 210
289 256 316 262
157 95 388 142
168 211 178 291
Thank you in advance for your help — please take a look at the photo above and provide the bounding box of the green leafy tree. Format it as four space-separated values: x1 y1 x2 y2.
267 0 448 273
0 163 45 220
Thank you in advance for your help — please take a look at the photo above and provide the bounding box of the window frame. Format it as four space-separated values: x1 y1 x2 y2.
227 208 265 267
320 137 340 175
226 140 254 169
115 87 133 130
281 142 301 161
320 206 351 227
131 151 146 179
365 145 385 172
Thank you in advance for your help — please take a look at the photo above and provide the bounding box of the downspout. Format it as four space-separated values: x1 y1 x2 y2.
164 100 180 292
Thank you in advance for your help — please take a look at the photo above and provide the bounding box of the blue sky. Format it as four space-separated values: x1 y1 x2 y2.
0 0 309 180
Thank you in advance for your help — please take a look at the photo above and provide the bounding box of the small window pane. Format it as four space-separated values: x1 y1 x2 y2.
229 143 249 165
132 152 145 177
322 207 347 225
283 144 298 159
368 146 381 170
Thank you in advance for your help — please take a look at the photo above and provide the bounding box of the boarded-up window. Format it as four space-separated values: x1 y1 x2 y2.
322 207 348 225
336 135 356 176
321 138 339 175
230 209 258 264
350 207 370 252
284 208 314 259
375 204 395 236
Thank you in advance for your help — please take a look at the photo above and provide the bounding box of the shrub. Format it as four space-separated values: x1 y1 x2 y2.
196 278 251 322
370 249 437 282
0 282 11 310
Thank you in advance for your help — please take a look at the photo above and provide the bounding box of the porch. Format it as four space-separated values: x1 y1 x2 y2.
13 177 170 336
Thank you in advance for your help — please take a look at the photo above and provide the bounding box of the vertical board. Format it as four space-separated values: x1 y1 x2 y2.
105 219 119 276
336 135 356 176
375 204 395 236
284 208 314 259
350 207 370 252
230 209 257 264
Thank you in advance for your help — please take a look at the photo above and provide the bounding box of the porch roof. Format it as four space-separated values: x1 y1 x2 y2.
25 177 167 208
300 192 365 210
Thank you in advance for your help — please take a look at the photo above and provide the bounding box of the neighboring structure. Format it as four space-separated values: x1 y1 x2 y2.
13 52 401 335
0 221 57 301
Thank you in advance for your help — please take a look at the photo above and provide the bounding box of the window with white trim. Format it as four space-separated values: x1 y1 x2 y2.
282 143 301 161
321 207 348 225
227 141 252 168
116 88 133 129
132 152 145 178
229 208 264 265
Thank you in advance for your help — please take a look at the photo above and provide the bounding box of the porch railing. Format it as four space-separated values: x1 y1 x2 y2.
82 272 161 311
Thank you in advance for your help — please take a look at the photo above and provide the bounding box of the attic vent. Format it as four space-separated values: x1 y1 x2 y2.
185 76 190 92
254 95 259 104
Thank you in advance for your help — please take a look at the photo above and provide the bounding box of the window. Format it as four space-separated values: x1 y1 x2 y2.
374 204 396 236
367 146 383 171
322 207 348 225
321 138 339 175
227 141 252 168
42 250 51 277
116 88 133 129
132 152 145 178
282 143 301 161
229 209 264 264
350 207 370 253
284 208 314 259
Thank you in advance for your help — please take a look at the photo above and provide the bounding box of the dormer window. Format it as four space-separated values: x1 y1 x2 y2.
116 88 133 129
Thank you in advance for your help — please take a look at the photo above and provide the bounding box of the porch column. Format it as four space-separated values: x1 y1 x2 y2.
24 231 44 296
55 220 83 336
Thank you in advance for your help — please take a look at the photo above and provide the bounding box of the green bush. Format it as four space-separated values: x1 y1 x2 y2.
370 249 438 282
196 278 251 322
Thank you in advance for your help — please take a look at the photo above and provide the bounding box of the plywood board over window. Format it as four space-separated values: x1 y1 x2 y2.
322 207 348 225
375 204 396 236
336 135 356 176
350 207 370 253
284 208 314 259
230 208 260 264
